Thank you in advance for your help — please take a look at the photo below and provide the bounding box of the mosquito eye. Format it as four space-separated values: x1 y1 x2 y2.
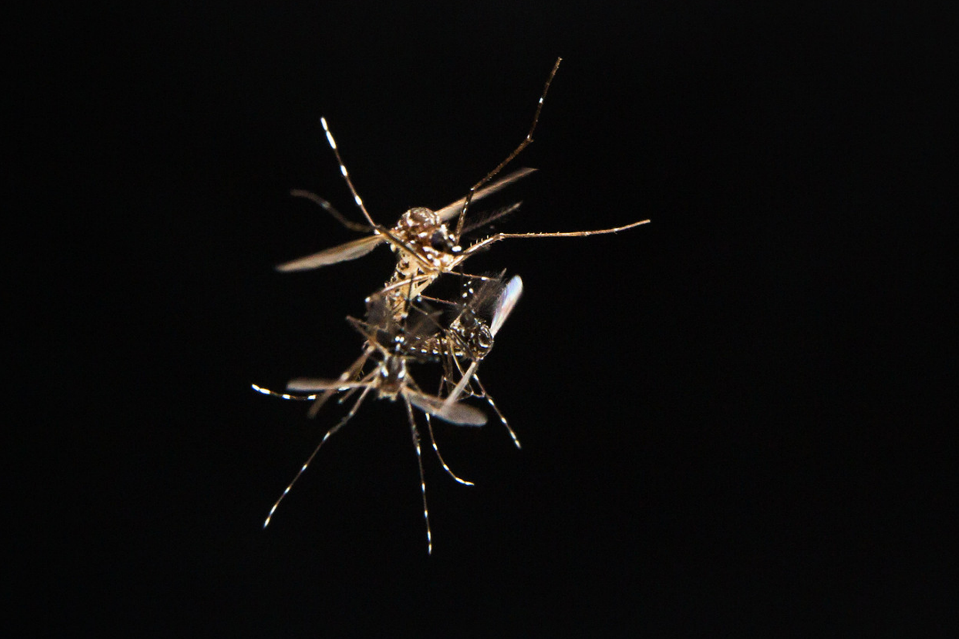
430 230 450 251
475 326 493 351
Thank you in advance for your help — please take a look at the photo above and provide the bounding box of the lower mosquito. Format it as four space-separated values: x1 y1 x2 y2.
410 273 524 450
254 294 487 555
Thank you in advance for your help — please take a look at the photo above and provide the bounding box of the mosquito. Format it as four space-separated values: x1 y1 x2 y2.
407 272 524 455
253 293 488 554
276 57 649 317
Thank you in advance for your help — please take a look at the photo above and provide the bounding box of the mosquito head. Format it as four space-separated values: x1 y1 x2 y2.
399 207 441 241
388 207 461 273
448 314 493 360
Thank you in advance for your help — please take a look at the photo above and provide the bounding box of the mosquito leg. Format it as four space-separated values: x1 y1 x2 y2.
377 226 443 273
434 340 459 398
264 385 373 528
332 345 380 407
445 360 479 407
251 383 317 401
424 413 474 486
319 119 438 272
308 346 374 418
441 339 473 391
403 397 433 555
317 119 452 272
473 373 521 449
377 273 433 297
405 374 474 488
319 117 379 229
453 219 651 267
377 270 500 304
453 57 562 241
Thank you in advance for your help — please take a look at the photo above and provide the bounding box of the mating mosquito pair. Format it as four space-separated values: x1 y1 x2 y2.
255 272 523 553
254 57 649 553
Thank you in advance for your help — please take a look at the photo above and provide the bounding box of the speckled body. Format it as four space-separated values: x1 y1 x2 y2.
382 206 461 318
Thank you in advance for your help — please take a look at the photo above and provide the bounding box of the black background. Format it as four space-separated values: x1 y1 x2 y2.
11 1 955 634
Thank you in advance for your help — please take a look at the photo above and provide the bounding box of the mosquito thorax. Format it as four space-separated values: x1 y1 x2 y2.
397 207 441 241
390 207 459 269
378 354 407 398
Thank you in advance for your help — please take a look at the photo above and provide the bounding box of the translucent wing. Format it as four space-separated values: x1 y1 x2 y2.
286 378 370 392
276 234 386 272
489 275 523 337
460 202 523 236
406 389 487 426
435 168 537 223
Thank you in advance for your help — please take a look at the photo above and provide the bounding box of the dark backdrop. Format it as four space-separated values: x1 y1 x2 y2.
12 1 954 634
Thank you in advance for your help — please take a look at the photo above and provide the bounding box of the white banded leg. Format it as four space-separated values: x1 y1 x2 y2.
263 385 373 528
403 396 432 555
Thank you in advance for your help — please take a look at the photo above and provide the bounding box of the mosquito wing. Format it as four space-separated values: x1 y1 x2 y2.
460 202 523 236
276 234 386 272
489 275 523 337
287 378 371 392
406 389 487 426
435 167 537 223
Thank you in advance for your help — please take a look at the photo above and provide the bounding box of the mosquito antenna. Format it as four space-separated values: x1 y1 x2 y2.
264 385 374 528
289 189 372 232
403 396 432 554
453 57 562 242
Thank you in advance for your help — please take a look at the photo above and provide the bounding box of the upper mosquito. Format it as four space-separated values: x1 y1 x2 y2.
276 56 648 291
276 167 536 272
